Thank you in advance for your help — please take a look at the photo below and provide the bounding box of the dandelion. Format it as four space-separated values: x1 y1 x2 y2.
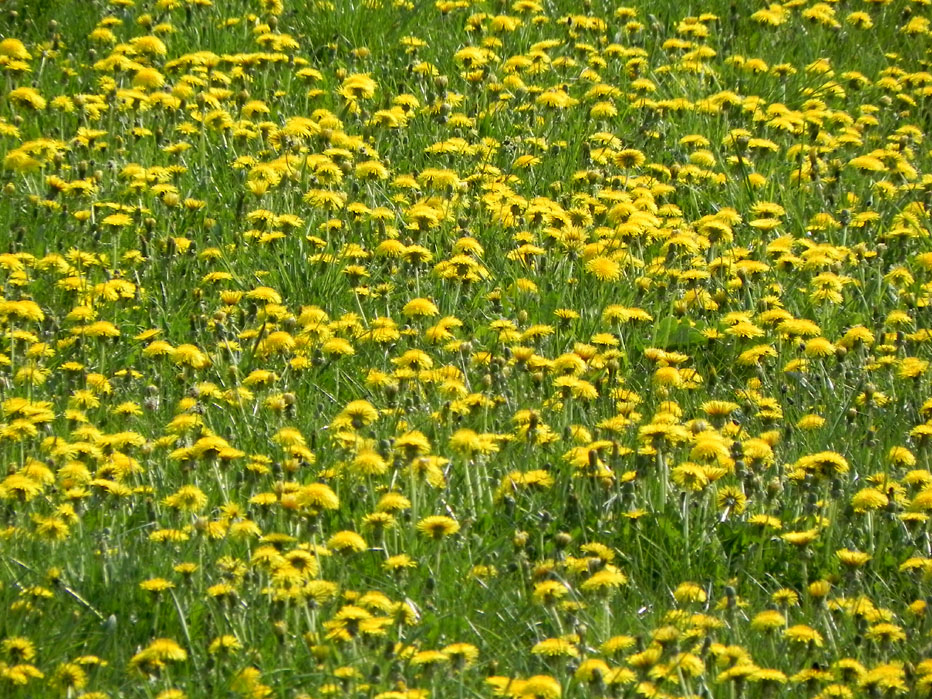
163 485 208 512
580 566 628 593
322 337 355 357
836 548 871 569
889 446 916 467
673 581 707 604
784 624 823 647
900 357 928 379
130 35 167 56
782 529 820 547
0 38 31 60
848 155 886 172
859 663 908 693
1 638 36 662
299 483 340 510
614 149 646 169
172 344 210 369
140 578 176 594
751 609 786 631
206 583 237 601
808 580 832 599
443 642 478 668
717 486 747 517
865 623 906 644
1 663 44 685
402 297 439 318
351 450 388 476
384 554 416 572
327 531 367 553
50 663 88 691
532 638 579 658
362 512 396 532
355 160 389 180
258 330 295 356
518 675 562 698
0 474 43 501
410 649 450 669
417 515 460 539
340 73 377 100
796 451 849 477
532 580 570 605
584 256 621 281
396 430 431 456
129 638 188 674
376 492 411 513
338 399 379 428
672 462 710 491
8 87 47 110
133 67 165 89
208 635 242 655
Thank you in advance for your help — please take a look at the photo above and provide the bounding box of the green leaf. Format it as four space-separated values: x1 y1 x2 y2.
643 317 707 350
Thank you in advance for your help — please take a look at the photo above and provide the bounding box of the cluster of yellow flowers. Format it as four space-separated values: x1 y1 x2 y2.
2 0 932 696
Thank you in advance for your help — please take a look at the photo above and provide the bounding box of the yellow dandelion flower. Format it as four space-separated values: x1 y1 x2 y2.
750 609 786 631
579 566 628 593
208 635 242 655
0 38 31 60
531 638 579 658
417 515 460 539
327 530 367 553
351 450 388 476
518 675 562 698
163 485 208 512
673 581 707 604
784 624 824 647
865 623 906 643
8 87 47 110
299 483 339 510
384 554 416 572
836 548 871 568
340 73 377 100
402 297 439 318
584 256 621 281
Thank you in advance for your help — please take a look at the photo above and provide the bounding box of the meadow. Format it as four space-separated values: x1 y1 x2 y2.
1 0 932 696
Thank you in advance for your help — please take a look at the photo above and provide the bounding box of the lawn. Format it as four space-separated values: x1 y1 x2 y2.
1 0 932 696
